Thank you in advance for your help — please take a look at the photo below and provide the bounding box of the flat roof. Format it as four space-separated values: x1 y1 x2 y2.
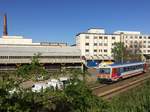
76 32 120 36
0 46 81 56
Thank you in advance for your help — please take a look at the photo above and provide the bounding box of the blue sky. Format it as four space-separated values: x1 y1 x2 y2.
0 0 150 44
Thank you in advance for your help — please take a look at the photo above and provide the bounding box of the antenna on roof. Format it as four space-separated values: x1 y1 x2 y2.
3 13 8 36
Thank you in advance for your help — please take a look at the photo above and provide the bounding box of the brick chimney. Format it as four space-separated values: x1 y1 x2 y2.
3 13 8 36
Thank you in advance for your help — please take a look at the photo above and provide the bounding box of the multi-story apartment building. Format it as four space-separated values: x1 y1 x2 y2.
114 31 150 56
76 28 150 63
76 28 120 61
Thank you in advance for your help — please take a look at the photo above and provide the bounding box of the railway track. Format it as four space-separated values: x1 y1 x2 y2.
92 72 150 100
90 84 107 90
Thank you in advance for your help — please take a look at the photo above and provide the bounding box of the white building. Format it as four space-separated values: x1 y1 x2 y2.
76 28 150 61
76 28 120 60
115 31 150 56
0 36 38 45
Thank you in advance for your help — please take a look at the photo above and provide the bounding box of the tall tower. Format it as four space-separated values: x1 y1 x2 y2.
3 13 8 36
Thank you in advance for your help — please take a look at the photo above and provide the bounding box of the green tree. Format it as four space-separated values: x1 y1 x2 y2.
0 53 109 112
112 42 142 63
112 42 126 63
64 81 108 112
16 53 48 81
127 41 142 61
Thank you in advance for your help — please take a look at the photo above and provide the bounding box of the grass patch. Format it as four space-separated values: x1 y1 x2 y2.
109 79 150 112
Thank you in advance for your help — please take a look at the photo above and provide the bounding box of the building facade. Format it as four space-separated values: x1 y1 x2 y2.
0 36 83 71
76 28 120 61
76 28 150 62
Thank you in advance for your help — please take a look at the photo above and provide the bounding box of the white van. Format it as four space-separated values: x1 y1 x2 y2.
47 79 63 90
32 83 48 92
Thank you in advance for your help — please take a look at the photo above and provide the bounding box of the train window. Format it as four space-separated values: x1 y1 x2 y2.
129 66 133 71
119 68 124 73
138 65 143 69
133 66 136 70
141 65 144 68
124 67 129 72
128 67 130 71
129 66 132 70
128 67 131 71
99 68 110 74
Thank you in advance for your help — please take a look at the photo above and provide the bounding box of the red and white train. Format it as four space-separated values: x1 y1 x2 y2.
96 62 147 82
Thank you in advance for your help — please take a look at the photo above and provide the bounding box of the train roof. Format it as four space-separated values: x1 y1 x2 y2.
99 62 145 68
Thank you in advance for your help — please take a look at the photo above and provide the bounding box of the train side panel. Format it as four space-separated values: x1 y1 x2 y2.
97 62 146 82
120 68 143 79
111 64 145 80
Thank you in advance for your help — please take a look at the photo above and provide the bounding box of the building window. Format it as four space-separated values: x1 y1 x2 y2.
85 36 89 39
134 45 137 48
148 50 150 52
99 49 102 52
143 45 146 48
139 36 142 39
144 36 147 39
130 45 133 48
104 49 107 52
112 37 115 39
99 36 102 39
104 43 108 46
99 43 102 46
85 43 89 46
144 41 146 43
134 41 138 44
94 43 97 46
94 49 97 52
94 36 97 39
135 36 138 39
148 36 150 39
130 36 133 39
104 36 107 39
85 49 89 52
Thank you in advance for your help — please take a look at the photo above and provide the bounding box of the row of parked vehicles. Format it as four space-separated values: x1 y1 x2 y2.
32 77 70 92
8 77 70 94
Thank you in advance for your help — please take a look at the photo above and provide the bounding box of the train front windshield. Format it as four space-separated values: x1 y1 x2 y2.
99 68 110 74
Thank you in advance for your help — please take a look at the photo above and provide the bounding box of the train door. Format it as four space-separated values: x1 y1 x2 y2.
144 63 147 72
111 68 118 79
